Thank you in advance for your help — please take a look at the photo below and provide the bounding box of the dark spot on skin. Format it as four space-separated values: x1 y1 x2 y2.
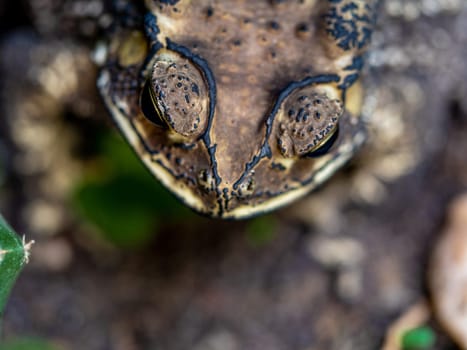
271 162 286 171
297 23 309 32
233 39 242 46
175 157 183 165
323 2 376 51
191 83 200 96
296 108 306 122
296 22 310 38
206 6 214 17
185 94 190 104
269 21 281 30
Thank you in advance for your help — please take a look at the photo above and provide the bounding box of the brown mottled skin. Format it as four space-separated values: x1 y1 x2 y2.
99 0 377 218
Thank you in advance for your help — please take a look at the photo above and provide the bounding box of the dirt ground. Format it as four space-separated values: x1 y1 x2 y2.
1 1 467 349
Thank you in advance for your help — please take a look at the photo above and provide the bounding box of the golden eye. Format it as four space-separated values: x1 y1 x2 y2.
277 87 343 158
140 50 209 141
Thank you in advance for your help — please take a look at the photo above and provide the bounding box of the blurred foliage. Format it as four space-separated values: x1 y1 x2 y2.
0 216 26 329
246 215 277 246
0 337 57 350
402 326 436 350
72 131 194 248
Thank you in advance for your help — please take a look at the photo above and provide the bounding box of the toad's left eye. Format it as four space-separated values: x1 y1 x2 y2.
140 50 209 141
277 86 343 158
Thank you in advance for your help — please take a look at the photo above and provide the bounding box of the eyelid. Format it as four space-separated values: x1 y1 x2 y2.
276 85 343 158
138 49 211 143
147 50 210 140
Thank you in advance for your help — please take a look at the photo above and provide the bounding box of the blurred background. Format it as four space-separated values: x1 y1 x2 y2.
1 0 467 349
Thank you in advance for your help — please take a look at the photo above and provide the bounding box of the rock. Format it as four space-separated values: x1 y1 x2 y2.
429 193 467 349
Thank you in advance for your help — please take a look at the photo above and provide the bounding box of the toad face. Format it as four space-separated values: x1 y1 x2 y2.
98 0 377 218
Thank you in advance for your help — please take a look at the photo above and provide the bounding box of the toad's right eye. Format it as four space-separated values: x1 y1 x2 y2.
276 85 343 158
139 51 210 141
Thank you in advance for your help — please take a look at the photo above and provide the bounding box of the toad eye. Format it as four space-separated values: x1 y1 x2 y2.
139 50 209 140
303 125 339 158
277 86 343 158
140 80 167 128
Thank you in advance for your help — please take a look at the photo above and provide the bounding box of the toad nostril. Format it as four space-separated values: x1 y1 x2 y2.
236 175 256 198
197 169 216 193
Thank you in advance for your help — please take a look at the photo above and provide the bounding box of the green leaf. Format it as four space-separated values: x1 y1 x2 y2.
73 174 159 248
246 216 277 246
0 337 57 350
71 131 194 248
402 326 436 350
0 215 28 328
